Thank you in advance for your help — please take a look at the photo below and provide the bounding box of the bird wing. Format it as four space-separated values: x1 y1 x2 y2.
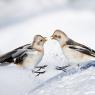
14 47 39 65
14 52 27 64
0 44 31 63
67 39 95 57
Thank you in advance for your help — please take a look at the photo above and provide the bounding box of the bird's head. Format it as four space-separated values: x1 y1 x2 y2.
32 35 47 51
51 30 68 47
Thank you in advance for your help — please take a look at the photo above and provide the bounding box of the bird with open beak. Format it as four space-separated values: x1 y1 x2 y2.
51 30 95 71
0 35 47 75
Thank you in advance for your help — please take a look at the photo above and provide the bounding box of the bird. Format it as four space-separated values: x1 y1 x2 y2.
51 30 95 71
0 35 47 75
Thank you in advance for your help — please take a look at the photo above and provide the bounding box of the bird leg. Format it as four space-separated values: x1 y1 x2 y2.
56 65 70 72
35 65 48 71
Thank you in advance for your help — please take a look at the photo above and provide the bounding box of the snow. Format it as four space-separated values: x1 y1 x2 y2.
31 67 95 95
0 1 95 95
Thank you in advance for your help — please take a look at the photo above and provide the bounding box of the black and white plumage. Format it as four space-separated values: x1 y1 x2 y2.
51 30 95 70
0 35 47 70
0 44 30 64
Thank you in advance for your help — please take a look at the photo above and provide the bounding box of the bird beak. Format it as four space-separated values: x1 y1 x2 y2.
51 35 54 40
44 37 47 42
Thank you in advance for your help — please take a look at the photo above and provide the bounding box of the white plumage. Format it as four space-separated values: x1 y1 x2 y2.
0 35 47 71
51 30 95 69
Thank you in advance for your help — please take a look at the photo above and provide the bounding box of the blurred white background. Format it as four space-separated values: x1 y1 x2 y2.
0 0 95 54
0 1 95 95
0 0 95 26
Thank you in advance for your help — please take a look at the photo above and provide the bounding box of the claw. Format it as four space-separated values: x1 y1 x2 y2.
56 66 66 72
56 65 70 72
32 70 46 76
35 65 48 71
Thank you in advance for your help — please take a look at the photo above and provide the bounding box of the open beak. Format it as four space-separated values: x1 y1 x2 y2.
51 35 54 40
44 37 48 42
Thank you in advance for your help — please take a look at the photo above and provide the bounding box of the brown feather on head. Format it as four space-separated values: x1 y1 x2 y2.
51 30 69 47
32 35 47 51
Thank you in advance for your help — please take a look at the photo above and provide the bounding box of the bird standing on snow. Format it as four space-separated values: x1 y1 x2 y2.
51 30 95 70
0 35 47 75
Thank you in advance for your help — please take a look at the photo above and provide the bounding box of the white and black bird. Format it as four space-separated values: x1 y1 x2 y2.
0 35 47 75
51 30 95 70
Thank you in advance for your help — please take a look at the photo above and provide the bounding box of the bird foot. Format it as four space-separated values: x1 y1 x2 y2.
56 65 70 72
35 65 48 71
32 65 47 76
32 70 46 76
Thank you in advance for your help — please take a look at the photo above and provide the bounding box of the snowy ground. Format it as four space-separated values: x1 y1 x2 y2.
0 1 95 95
31 67 95 95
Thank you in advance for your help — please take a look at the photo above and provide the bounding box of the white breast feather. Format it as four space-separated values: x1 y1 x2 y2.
23 50 43 69
63 46 95 65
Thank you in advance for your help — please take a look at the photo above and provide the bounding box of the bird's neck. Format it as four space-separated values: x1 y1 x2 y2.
58 40 66 48
61 43 66 48
32 45 44 52
59 38 69 48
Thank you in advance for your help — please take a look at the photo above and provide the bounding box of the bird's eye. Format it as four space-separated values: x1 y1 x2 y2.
40 39 43 42
58 35 61 38
55 35 57 37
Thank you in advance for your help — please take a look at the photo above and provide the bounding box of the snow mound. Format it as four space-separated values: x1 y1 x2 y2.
31 67 95 95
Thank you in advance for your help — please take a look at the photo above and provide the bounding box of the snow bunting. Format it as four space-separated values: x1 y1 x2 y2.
51 30 95 70
0 35 47 72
